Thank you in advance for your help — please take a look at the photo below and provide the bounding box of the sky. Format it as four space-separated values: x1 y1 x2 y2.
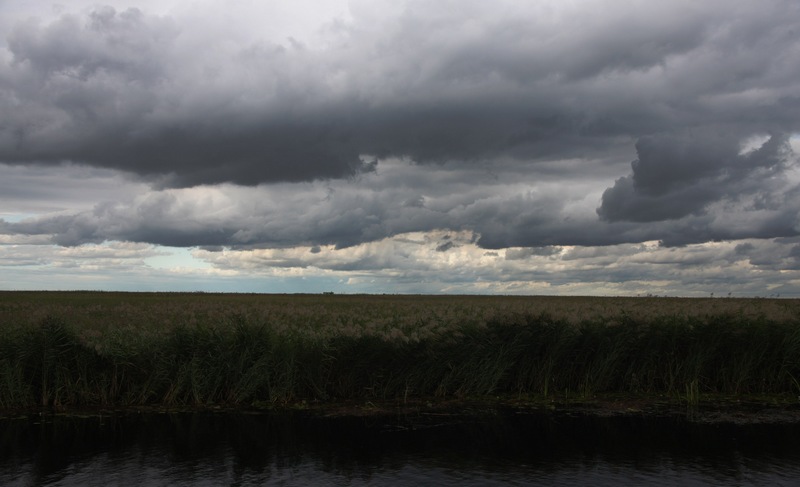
1 0 800 296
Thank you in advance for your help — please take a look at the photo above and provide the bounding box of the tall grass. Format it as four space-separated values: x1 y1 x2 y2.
2 295 800 411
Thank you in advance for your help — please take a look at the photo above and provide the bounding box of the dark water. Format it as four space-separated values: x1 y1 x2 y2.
2 407 800 486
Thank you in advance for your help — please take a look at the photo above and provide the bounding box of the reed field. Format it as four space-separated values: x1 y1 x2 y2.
1 291 800 411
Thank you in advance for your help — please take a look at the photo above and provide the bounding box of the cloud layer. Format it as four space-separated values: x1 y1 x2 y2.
2 0 800 294
3 1 799 185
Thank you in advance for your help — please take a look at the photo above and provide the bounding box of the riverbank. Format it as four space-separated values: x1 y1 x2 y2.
281 393 800 425
4 393 800 426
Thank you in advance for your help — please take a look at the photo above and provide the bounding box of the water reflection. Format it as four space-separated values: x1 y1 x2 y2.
2 408 800 486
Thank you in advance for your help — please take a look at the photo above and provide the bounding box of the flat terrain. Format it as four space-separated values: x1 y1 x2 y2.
1 292 800 422
2 291 799 330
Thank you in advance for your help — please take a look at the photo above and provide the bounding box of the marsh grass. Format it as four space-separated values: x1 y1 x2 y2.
1 292 799 411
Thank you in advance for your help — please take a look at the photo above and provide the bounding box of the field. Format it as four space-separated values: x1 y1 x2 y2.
1 291 800 412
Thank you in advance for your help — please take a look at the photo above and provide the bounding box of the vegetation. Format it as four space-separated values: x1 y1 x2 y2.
1 292 799 411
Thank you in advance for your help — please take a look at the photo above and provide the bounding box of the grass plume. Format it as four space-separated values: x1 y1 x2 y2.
1 292 799 411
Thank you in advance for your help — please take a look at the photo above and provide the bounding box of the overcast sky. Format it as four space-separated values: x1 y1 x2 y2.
2 0 800 296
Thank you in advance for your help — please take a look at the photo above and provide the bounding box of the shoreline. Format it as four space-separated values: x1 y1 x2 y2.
4 393 800 425
312 393 800 425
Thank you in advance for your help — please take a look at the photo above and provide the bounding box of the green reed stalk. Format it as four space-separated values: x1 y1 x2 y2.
1 309 800 411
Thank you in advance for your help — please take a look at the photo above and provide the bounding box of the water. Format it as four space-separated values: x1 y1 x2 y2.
2 408 800 486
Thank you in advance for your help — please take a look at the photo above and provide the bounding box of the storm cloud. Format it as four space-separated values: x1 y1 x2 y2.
597 132 794 223
2 0 800 295
2 1 799 186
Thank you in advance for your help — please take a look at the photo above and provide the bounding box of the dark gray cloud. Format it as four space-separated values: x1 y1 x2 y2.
8 7 174 82
0 163 148 218
2 1 799 188
597 132 793 223
505 246 561 260
2 147 798 251
1 6 373 184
